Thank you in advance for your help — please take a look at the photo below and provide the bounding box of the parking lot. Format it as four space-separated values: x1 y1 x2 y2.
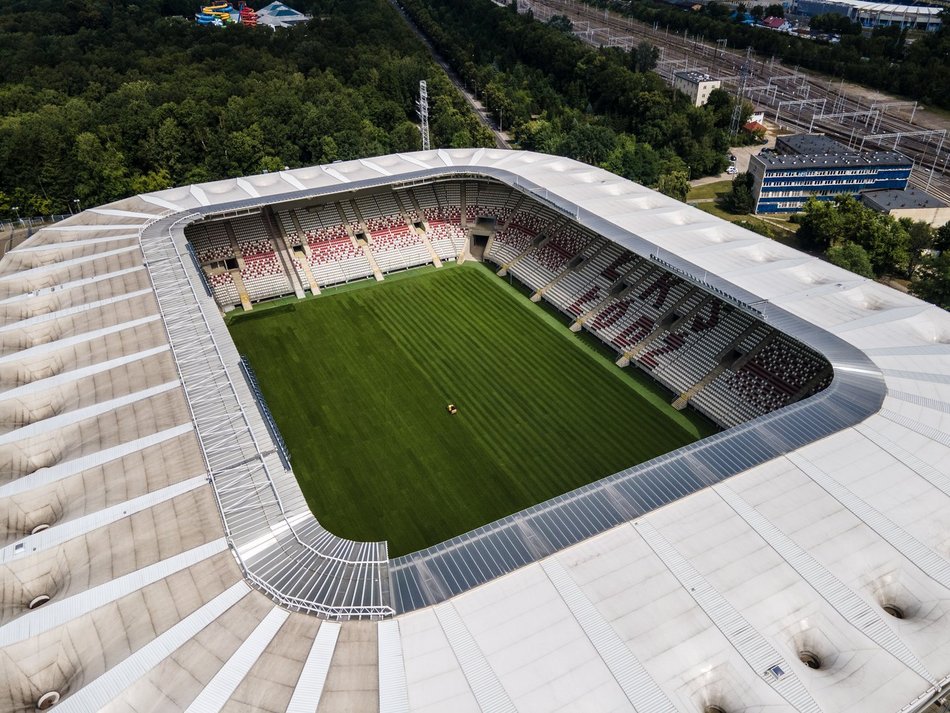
690 133 778 188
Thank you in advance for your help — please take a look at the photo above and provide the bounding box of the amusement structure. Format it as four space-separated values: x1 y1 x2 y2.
195 1 257 26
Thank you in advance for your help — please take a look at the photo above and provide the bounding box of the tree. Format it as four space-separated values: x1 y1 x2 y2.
635 42 659 73
751 6 764 20
600 134 663 186
797 195 912 276
850 210 910 277
934 222 950 253
910 252 950 309
546 14 572 33
656 170 691 202
797 196 846 251
481 79 515 132
827 242 874 278
73 132 129 206
734 219 773 238
810 13 861 34
515 118 562 154
705 2 730 20
557 123 617 166
718 172 755 214
766 4 785 17
901 218 933 277
705 88 737 128
391 120 422 152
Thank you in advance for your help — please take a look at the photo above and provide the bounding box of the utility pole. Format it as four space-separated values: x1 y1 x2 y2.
729 47 754 138
417 80 431 151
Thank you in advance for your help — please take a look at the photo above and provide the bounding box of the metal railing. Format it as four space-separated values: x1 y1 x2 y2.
239 356 292 470
1 213 70 232
139 211 393 620
649 252 767 320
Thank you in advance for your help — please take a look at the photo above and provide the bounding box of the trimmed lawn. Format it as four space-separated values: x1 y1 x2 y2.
687 179 733 202
228 263 714 556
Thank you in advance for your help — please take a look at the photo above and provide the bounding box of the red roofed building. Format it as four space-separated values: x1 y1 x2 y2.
762 15 791 30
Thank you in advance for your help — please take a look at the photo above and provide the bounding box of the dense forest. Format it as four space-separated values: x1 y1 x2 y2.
582 0 950 109
0 0 493 217
399 0 744 192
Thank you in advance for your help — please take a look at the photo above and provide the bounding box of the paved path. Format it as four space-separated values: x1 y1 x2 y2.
690 130 780 187
388 0 511 149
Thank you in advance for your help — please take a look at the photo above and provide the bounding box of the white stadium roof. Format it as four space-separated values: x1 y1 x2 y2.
2 149 950 712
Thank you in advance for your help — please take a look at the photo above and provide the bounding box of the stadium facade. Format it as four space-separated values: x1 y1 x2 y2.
2 149 950 713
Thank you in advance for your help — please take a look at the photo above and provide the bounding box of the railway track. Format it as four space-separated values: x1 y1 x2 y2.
520 0 950 200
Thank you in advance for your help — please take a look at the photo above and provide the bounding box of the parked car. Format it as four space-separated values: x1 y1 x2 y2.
727 165 738 174
729 154 737 161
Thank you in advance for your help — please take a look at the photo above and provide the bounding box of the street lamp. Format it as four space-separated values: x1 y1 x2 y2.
12 206 21 225
73 198 81 213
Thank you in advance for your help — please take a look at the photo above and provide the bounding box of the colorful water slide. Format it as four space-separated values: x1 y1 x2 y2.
201 2 233 21
195 1 258 27
239 4 258 26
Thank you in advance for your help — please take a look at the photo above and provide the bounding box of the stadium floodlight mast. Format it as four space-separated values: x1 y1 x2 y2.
417 80 430 152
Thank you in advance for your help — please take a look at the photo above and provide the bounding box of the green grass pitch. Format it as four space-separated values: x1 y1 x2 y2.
228 263 715 556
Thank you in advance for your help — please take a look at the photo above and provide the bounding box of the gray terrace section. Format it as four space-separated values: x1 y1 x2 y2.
141 158 888 618
757 132 912 169
776 133 853 155
862 188 948 210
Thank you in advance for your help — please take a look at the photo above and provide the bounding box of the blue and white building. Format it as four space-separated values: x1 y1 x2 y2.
750 134 912 213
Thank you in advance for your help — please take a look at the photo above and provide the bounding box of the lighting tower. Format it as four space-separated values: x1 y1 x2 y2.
417 80 431 151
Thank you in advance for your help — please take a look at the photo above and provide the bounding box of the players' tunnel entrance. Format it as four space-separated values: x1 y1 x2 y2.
471 233 489 260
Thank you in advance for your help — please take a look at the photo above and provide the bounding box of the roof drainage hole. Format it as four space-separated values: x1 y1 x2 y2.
705 706 727 713
36 691 60 709
28 594 51 610
883 604 905 619
31 524 49 535
798 650 822 669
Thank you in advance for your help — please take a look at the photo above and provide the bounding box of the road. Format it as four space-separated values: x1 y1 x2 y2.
388 0 511 149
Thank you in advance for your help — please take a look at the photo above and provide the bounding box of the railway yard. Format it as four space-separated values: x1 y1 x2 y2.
519 0 950 203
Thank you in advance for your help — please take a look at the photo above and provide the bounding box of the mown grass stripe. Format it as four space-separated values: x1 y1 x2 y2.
230 263 715 556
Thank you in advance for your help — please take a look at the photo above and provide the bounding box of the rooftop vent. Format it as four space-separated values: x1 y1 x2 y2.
28 594 51 610
798 650 822 669
882 604 905 619
37 691 60 710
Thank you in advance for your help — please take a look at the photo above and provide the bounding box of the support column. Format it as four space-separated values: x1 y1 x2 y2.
361 242 385 282
262 207 305 299
230 270 253 311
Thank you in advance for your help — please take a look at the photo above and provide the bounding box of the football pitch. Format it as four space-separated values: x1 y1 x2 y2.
228 263 715 556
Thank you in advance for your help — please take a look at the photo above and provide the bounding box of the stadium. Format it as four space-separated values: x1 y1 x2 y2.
1 148 949 712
